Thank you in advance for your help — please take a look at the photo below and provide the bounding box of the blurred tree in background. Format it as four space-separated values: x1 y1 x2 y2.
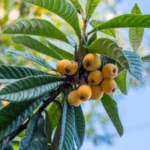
0 0 150 148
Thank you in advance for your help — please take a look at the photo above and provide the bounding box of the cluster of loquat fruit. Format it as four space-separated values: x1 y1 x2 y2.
48 53 119 107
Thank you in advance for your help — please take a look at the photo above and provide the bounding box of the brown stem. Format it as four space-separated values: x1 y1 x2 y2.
118 67 125 74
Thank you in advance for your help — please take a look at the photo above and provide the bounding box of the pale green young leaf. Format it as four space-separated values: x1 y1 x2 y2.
129 4 144 53
86 0 101 19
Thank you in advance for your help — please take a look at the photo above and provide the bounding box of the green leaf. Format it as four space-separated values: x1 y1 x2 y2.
88 32 97 45
59 101 75 150
88 38 142 80
129 4 144 53
7 49 54 70
115 70 128 95
74 106 85 149
1 142 14 150
0 96 45 141
12 36 64 60
90 20 116 38
24 0 81 38
101 94 123 136
3 19 69 43
69 0 84 15
142 55 150 62
47 41 73 60
0 65 47 83
0 75 63 102
123 50 142 81
19 114 47 150
89 14 150 34
86 0 101 19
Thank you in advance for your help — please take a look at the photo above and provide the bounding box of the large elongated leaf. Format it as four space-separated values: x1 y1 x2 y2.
142 55 150 62
12 36 64 60
101 94 123 136
7 49 54 70
0 75 63 102
59 101 75 150
0 65 47 83
24 0 81 38
90 20 116 38
89 14 150 34
86 0 101 19
3 19 69 43
74 106 85 149
47 41 73 60
88 38 142 80
129 4 144 53
0 95 46 141
19 114 47 150
115 70 128 95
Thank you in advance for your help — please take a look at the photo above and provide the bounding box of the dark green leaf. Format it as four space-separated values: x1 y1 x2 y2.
19 114 47 150
90 20 116 38
86 0 101 19
7 49 54 70
101 94 123 136
88 32 97 45
129 4 144 52
74 106 85 149
3 19 69 43
59 101 75 150
123 50 142 81
0 75 63 102
12 36 64 60
115 70 128 95
24 0 81 38
0 65 47 83
88 38 142 81
1 142 14 150
0 96 45 141
89 14 150 34
47 41 73 60
142 55 150 62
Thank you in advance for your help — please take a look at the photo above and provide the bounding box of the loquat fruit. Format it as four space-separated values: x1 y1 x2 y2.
91 85 104 100
102 64 118 79
56 59 70 75
2 100 9 106
77 85 92 101
67 90 82 107
88 70 103 85
48 70 58 76
101 79 117 94
83 53 101 71
64 61 78 75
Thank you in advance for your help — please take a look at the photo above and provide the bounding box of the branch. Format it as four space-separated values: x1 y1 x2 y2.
118 67 125 74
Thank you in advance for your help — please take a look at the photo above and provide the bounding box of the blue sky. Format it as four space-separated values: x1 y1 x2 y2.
82 0 150 150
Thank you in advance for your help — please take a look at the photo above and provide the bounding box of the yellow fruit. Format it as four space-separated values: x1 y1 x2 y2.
101 79 117 94
102 64 118 79
67 90 82 107
77 85 92 101
83 53 101 71
91 85 104 100
48 70 57 76
88 70 103 85
2 100 9 106
64 61 78 75
56 59 70 75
